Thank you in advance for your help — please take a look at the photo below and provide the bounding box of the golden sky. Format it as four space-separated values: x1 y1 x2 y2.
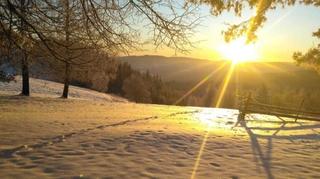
132 4 320 62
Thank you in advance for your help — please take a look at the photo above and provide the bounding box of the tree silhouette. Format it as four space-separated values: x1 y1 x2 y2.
0 0 35 95
188 0 319 43
293 29 320 72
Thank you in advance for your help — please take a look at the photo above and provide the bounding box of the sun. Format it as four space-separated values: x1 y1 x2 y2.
218 38 259 63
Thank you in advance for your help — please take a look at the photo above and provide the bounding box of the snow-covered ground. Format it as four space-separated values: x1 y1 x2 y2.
0 79 319 178
0 76 127 102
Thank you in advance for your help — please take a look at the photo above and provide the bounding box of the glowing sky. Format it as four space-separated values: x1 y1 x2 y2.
132 4 320 62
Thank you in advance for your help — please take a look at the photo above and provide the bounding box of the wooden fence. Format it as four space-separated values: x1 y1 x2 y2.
238 93 320 122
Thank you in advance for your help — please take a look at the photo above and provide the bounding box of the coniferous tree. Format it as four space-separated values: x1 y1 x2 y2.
122 73 151 103
294 29 320 73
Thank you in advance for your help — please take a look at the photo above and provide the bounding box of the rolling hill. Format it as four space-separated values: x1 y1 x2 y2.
117 55 320 89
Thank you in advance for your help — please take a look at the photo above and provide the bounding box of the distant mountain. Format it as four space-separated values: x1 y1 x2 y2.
117 55 226 82
116 55 315 84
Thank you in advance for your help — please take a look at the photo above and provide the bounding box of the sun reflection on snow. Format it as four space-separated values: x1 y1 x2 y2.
196 109 215 127
191 108 238 179
194 108 238 129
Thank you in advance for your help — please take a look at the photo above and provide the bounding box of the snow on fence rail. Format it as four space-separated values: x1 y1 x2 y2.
238 93 320 122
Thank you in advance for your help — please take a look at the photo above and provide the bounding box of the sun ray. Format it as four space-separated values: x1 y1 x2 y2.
213 63 236 108
190 126 211 179
260 62 296 76
237 63 270 85
190 2 280 174
174 62 228 105
190 62 237 179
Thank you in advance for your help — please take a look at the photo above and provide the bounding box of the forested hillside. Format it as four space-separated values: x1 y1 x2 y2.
117 55 320 109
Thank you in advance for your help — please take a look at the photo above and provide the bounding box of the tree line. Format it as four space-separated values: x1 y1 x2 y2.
108 62 181 104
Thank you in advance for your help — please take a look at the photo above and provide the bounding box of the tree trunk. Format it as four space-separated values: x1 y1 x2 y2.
21 51 30 96
20 0 29 96
61 0 71 99
62 62 71 98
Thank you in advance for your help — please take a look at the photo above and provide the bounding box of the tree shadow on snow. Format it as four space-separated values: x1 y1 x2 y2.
234 114 320 179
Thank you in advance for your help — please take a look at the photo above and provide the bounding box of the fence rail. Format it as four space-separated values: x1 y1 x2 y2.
238 94 320 122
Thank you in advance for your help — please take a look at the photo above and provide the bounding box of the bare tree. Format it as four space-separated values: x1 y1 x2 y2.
2 0 199 98
0 0 35 95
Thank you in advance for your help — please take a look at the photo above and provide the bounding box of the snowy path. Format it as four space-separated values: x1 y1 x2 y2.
0 95 319 178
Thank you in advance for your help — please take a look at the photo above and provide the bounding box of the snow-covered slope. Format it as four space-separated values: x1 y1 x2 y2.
0 95 319 178
0 76 127 102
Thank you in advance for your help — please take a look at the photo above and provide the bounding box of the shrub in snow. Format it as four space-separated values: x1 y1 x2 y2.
0 63 16 83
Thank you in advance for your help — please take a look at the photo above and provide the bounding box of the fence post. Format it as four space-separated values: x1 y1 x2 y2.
238 93 251 121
